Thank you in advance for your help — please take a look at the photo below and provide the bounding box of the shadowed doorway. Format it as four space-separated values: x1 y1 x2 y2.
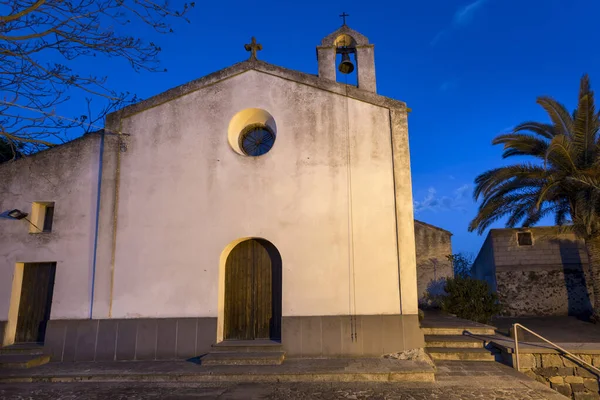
224 239 282 341
15 263 56 343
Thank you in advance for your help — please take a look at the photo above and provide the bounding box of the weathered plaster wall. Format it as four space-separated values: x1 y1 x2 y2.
0 135 101 322
472 233 496 289
103 69 409 319
476 228 594 317
414 220 453 299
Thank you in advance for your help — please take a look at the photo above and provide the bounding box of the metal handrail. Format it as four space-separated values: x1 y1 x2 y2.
513 323 600 375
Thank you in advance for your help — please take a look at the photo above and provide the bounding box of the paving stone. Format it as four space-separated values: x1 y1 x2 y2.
551 382 572 397
570 383 586 393
557 367 575 376
535 367 559 378
577 367 600 378
0 382 564 400
549 376 564 384
519 354 536 369
542 354 564 368
566 376 586 384
584 378 599 391
574 392 600 400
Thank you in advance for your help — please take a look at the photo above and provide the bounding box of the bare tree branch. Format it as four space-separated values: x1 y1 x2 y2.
0 0 194 157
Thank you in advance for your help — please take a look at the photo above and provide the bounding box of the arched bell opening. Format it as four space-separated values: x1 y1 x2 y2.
335 34 358 85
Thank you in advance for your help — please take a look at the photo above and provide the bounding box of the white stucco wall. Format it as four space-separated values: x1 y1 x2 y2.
107 70 402 319
0 136 101 320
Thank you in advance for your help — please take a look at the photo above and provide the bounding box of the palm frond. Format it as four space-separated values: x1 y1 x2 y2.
473 164 546 200
512 121 557 140
572 75 599 166
493 133 549 159
537 97 574 136
546 134 577 172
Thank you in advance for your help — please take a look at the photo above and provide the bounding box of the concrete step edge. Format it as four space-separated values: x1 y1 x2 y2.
425 347 493 353
0 370 436 383
0 355 50 369
421 327 496 335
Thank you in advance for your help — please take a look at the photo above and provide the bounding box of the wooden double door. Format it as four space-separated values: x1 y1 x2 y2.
15 263 56 343
224 239 282 340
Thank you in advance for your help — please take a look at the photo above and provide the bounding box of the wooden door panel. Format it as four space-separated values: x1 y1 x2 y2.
253 240 272 339
15 263 56 343
224 240 254 340
224 240 282 341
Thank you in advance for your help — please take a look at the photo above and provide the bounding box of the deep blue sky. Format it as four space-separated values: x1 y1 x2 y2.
56 0 600 256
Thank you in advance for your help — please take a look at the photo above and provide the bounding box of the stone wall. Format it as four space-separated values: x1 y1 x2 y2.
473 227 595 317
414 220 453 300
505 352 600 400
496 268 595 317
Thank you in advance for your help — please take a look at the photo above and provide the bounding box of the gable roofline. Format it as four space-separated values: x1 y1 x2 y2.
414 219 453 236
488 225 574 235
106 58 406 129
0 130 103 170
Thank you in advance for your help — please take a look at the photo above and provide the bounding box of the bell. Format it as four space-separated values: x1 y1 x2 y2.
338 52 355 74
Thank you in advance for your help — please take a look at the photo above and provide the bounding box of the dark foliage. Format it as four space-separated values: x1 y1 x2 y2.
441 276 502 324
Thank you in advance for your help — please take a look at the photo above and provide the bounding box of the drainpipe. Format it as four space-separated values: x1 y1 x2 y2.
90 131 105 319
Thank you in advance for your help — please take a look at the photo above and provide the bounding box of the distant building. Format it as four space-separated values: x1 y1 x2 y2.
414 220 453 300
472 227 594 317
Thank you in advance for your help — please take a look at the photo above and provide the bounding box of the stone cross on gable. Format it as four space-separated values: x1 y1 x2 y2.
244 37 262 60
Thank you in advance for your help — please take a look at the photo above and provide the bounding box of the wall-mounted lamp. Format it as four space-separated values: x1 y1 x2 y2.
1 209 28 220
0 208 41 231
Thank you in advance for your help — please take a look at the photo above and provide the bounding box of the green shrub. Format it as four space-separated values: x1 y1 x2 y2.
440 276 502 324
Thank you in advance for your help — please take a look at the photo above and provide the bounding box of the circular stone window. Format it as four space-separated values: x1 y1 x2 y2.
227 108 277 157
239 124 276 156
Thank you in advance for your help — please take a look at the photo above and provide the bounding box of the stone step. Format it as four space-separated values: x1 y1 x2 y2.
426 347 496 361
0 354 50 369
424 335 486 348
421 327 496 336
211 340 283 353
201 351 285 366
0 344 45 355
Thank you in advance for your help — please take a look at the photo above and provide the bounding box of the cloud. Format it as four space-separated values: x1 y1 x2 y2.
431 0 492 46
414 184 472 214
440 79 459 92
430 30 447 46
454 0 491 25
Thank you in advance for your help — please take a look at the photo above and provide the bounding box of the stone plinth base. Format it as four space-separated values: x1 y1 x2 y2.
31 314 423 362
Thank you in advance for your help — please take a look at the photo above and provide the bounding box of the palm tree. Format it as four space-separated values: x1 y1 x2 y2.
469 75 600 322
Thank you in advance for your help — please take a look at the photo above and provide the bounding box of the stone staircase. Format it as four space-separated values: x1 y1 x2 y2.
201 340 285 366
421 312 498 362
0 344 50 368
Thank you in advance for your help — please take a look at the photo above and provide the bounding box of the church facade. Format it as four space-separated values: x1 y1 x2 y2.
0 25 427 361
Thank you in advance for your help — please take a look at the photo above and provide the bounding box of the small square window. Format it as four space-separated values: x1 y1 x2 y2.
517 232 533 246
30 202 55 233
43 204 54 232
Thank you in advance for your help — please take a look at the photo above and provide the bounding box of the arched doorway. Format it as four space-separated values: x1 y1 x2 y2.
224 239 282 341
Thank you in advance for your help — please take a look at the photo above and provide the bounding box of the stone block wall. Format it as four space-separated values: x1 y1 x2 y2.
496 268 595 317
505 352 600 400
473 227 595 317
414 220 453 300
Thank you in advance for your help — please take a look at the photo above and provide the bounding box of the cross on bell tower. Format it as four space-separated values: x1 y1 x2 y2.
339 12 349 26
244 37 262 60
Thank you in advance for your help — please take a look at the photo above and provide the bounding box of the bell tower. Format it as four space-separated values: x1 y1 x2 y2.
317 22 377 93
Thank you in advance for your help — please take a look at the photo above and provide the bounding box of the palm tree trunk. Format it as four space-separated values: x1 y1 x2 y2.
585 236 600 322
